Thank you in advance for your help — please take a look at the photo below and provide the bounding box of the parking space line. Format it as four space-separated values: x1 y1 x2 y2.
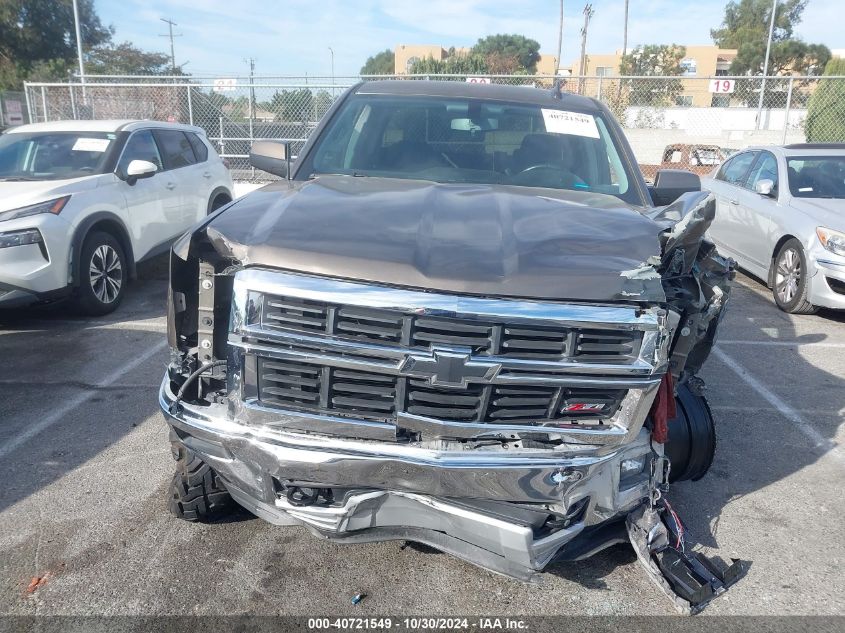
0 340 167 461
718 340 845 348
712 348 843 463
711 404 845 417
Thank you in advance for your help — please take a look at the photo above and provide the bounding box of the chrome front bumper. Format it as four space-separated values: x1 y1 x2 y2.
160 378 656 579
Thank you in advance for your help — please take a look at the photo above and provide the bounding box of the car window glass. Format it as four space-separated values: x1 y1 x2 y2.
186 132 208 162
117 130 163 176
308 94 637 202
747 152 778 192
787 156 845 199
719 152 756 185
0 132 112 180
154 130 197 170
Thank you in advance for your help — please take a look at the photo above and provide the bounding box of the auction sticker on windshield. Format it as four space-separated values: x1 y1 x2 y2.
542 109 600 138
72 137 111 152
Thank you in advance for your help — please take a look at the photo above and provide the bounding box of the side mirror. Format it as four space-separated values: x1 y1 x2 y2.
755 178 776 197
649 169 701 207
249 140 291 179
125 159 158 185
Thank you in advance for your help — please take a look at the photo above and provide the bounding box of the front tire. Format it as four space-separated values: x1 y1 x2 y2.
772 239 818 314
75 231 126 316
168 437 236 522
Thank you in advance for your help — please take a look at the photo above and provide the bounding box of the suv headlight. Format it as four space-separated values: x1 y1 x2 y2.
816 227 845 257
0 196 70 223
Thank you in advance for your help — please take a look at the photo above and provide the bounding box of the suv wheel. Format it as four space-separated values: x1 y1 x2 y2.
772 239 818 314
75 231 126 315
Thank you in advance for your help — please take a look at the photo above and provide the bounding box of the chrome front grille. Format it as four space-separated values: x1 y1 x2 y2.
259 291 642 363
232 269 668 442
256 357 626 424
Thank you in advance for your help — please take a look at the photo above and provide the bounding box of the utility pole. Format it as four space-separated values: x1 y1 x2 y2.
71 0 86 103
159 18 181 73
556 1 564 76
578 3 594 94
328 47 335 96
756 0 778 130
617 0 629 100
245 57 256 146
622 0 629 59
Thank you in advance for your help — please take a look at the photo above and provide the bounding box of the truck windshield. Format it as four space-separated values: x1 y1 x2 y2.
787 156 845 199
0 132 113 181
306 94 638 203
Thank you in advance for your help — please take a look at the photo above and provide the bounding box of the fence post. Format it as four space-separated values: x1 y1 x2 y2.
69 84 77 120
23 82 33 124
782 76 794 145
597 75 603 101
218 116 225 156
40 86 47 122
186 85 193 125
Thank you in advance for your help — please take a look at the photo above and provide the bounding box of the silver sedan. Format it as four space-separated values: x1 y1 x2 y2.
702 144 845 313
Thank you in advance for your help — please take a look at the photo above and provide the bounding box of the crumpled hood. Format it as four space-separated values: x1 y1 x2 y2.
204 175 667 302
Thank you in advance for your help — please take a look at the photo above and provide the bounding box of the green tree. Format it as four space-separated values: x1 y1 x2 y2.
408 53 490 76
712 0 829 75
87 42 176 75
268 88 315 122
360 49 395 75
0 0 112 89
619 44 686 106
471 34 541 73
805 58 845 143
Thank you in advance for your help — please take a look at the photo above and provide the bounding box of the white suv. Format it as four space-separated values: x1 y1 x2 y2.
0 120 233 315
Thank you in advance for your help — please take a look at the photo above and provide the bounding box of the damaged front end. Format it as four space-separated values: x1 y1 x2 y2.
160 190 743 612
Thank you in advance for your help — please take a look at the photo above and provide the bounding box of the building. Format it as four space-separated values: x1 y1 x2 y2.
571 45 738 107
394 44 560 76
394 45 472 74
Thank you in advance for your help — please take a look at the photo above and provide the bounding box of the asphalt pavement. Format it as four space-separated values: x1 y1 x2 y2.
1 259 843 617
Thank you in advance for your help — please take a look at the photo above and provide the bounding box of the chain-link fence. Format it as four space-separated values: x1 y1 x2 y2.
21 74 845 181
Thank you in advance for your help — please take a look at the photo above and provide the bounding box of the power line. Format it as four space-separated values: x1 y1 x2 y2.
159 17 183 73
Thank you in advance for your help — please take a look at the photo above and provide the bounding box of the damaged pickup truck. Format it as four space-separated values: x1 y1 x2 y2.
160 81 745 612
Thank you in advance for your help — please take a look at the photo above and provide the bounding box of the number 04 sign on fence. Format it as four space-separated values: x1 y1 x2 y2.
709 79 735 94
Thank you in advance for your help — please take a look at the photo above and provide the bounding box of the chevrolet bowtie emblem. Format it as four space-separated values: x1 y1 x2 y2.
399 348 501 388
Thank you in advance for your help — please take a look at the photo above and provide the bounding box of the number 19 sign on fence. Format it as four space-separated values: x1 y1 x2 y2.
709 79 735 94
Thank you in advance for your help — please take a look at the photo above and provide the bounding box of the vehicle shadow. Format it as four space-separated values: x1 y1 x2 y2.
0 254 171 515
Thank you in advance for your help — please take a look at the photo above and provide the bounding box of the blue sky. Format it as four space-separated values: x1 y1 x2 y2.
96 0 842 76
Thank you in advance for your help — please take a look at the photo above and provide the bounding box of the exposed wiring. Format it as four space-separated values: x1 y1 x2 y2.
663 498 685 552
169 360 227 413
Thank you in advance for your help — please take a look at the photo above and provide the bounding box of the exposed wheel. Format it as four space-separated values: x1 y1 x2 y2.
168 437 236 522
772 239 818 314
664 383 716 483
75 231 126 315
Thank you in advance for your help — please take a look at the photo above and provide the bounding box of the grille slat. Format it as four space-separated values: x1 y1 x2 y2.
487 385 558 422
335 307 403 342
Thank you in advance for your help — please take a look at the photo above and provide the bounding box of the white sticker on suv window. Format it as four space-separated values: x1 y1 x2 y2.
541 109 600 138
72 137 111 152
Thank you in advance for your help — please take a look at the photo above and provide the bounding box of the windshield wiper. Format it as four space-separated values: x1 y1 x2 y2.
0 176 39 182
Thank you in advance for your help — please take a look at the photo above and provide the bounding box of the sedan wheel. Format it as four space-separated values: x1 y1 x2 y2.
775 247 800 304
771 238 817 315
